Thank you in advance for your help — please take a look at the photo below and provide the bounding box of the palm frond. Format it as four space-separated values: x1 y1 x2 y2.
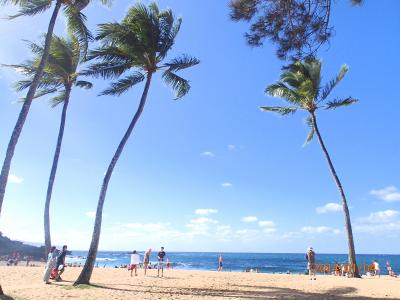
303 116 315 146
82 61 131 79
63 5 92 58
75 80 92 89
162 70 190 99
259 106 297 115
50 89 66 107
265 82 302 106
320 64 349 100
8 0 52 19
325 97 358 110
100 72 145 96
163 54 200 72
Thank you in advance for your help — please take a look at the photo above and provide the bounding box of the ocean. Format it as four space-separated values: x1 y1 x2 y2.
66 251 400 274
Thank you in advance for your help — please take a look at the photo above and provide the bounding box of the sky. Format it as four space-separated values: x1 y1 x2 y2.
0 1 399 254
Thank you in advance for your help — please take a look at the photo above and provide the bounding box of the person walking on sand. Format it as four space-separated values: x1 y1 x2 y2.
373 260 380 277
144 248 152 276
129 250 140 277
55 245 68 281
218 254 223 272
306 247 316 280
157 247 166 277
43 246 58 284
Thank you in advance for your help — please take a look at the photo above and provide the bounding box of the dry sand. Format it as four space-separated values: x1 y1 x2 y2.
1 266 399 299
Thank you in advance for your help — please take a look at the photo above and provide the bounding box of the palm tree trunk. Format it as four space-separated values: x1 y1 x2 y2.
44 86 71 256
74 73 153 285
0 0 63 215
311 112 360 278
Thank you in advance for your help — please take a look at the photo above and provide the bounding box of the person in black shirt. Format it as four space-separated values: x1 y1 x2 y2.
55 245 67 281
157 247 166 277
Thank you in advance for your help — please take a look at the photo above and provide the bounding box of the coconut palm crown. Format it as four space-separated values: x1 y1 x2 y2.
262 59 360 277
262 59 358 142
84 1 199 98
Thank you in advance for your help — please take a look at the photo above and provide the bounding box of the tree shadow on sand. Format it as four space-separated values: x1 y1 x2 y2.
69 283 396 299
0 295 15 300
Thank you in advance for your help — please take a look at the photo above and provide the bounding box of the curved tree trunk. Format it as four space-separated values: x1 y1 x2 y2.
0 0 63 215
311 112 360 278
74 73 153 285
44 87 71 256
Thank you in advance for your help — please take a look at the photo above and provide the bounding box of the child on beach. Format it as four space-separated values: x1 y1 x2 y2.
157 247 166 277
218 254 223 272
43 246 58 284
129 250 140 276
373 260 380 277
306 247 316 280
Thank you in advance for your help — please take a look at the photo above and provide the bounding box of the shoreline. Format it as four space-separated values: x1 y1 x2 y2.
1 266 399 299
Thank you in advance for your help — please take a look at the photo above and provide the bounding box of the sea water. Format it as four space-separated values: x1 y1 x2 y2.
66 251 400 274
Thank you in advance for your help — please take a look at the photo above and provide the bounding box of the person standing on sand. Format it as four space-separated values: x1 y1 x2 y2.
373 260 380 277
43 246 58 284
129 250 140 276
157 247 166 277
55 245 68 281
144 248 152 276
306 247 316 280
218 254 223 272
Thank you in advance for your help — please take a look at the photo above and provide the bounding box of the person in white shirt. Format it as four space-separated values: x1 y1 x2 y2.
373 260 380 277
129 250 140 277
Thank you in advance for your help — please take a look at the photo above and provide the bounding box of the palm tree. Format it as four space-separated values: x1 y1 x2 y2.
73 2 199 285
262 59 360 277
4 34 92 256
0 0 110 216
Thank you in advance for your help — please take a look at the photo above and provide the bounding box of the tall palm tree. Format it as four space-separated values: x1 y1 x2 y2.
0 0 110 216
4 34 92 256
262 59 360 277
73 2 199 285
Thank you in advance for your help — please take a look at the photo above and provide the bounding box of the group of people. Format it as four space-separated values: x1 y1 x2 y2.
128 247 169 277
43 245 67 284
306 247 397 279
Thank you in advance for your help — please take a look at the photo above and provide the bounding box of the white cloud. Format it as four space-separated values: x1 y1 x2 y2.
227 145 236 151
8 174 23 184
364 210 399 223
200 151 215 158
355 210 400 234
258 220 275 227
301 226 340 234
85 211 96 218
189 217 218 224
221 182 232 188
370 186 400 202
241 216 258 223
263 228 277 234
125 222 170 231
316 202 341 214
195 208 218 215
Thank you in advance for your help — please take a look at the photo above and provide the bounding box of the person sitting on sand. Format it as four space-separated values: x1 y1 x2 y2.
386 261 397 277
129 250 140 277
373 260 380 277
144 248 152 275
306 247 316 280
43 246 58 284
157 247 166 277
218 254 223 272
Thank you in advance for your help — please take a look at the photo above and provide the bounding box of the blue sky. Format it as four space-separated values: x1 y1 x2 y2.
0 1 399 253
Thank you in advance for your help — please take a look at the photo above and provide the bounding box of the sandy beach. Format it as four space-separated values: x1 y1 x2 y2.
1 266 399 299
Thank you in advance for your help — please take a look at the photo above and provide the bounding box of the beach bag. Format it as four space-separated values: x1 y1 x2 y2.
49 268 58 280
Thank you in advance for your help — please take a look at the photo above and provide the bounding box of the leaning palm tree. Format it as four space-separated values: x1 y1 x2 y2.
4 34 92 256
262 59 360 277
0 0 110 215
74 2 199 285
